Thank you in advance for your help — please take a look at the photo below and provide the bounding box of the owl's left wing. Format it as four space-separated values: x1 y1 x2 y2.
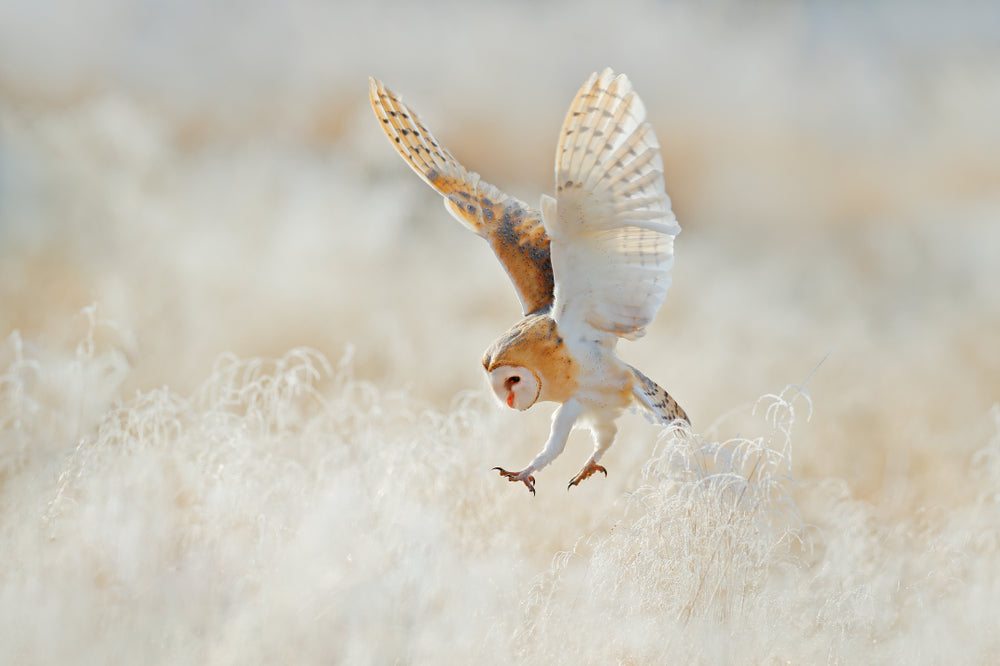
369 78 554 315
542 69 680 341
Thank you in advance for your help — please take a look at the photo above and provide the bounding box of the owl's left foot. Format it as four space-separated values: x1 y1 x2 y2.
567 460 607 489
493 467 536 495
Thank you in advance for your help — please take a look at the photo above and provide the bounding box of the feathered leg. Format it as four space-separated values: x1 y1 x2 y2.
568 422 615 489
495 399 583 494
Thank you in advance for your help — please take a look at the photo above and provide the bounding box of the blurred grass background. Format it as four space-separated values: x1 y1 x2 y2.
3 0 997 507
1 0 999 662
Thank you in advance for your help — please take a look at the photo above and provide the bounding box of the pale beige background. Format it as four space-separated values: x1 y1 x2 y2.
1 1 998 662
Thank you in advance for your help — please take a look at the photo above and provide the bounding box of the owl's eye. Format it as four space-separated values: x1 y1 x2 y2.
509 376 520 384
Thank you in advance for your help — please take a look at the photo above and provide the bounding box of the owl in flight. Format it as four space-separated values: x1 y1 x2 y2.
369 68 688 494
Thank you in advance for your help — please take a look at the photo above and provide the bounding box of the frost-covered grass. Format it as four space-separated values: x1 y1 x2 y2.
2 1 1000 662
2 326 999 663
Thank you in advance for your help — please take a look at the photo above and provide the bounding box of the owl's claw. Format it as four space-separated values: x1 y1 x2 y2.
567 460 607 489
493 467 536 495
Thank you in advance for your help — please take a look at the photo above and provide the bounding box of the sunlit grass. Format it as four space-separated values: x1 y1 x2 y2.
2 1 999 661
2 317 998 662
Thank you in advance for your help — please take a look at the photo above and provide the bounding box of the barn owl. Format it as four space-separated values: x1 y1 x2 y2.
369 69 688 494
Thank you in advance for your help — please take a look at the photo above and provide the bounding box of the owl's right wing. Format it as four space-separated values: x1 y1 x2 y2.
542 69 680 342
369 78 554 315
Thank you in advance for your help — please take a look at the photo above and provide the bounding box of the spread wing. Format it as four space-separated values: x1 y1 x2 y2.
541 68 680 341
369 78 553 315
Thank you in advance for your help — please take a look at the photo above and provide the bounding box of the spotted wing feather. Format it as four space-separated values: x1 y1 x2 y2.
629 365 688 425
369 78 553 315
542 68 680 341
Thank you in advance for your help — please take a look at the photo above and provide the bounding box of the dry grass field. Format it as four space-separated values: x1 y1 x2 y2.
2 1 999 662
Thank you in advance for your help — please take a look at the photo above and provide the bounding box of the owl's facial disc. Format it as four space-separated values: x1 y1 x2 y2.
488 365 540 411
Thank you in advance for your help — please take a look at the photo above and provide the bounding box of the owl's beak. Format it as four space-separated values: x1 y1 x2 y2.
506 391 516 408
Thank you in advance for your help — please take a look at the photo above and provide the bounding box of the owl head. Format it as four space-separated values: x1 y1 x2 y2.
487 364 541 410
481 314 579 411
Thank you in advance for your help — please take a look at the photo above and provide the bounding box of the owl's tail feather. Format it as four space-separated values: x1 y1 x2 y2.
628 365 689 426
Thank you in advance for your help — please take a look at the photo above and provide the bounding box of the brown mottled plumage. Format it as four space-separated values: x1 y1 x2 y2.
369 70 689 494
482 314 579 405
368 79 553 316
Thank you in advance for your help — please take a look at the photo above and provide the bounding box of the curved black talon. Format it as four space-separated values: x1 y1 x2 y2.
567 463 607 490
493 466 536 495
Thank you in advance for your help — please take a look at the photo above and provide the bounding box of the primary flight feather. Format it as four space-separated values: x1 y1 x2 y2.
369 69 688 494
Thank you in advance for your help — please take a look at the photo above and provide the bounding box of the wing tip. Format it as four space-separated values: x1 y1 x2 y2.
368 76 383 99
589 67 635 92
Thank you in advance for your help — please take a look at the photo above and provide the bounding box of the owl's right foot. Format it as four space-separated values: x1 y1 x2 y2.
493 466 536 495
